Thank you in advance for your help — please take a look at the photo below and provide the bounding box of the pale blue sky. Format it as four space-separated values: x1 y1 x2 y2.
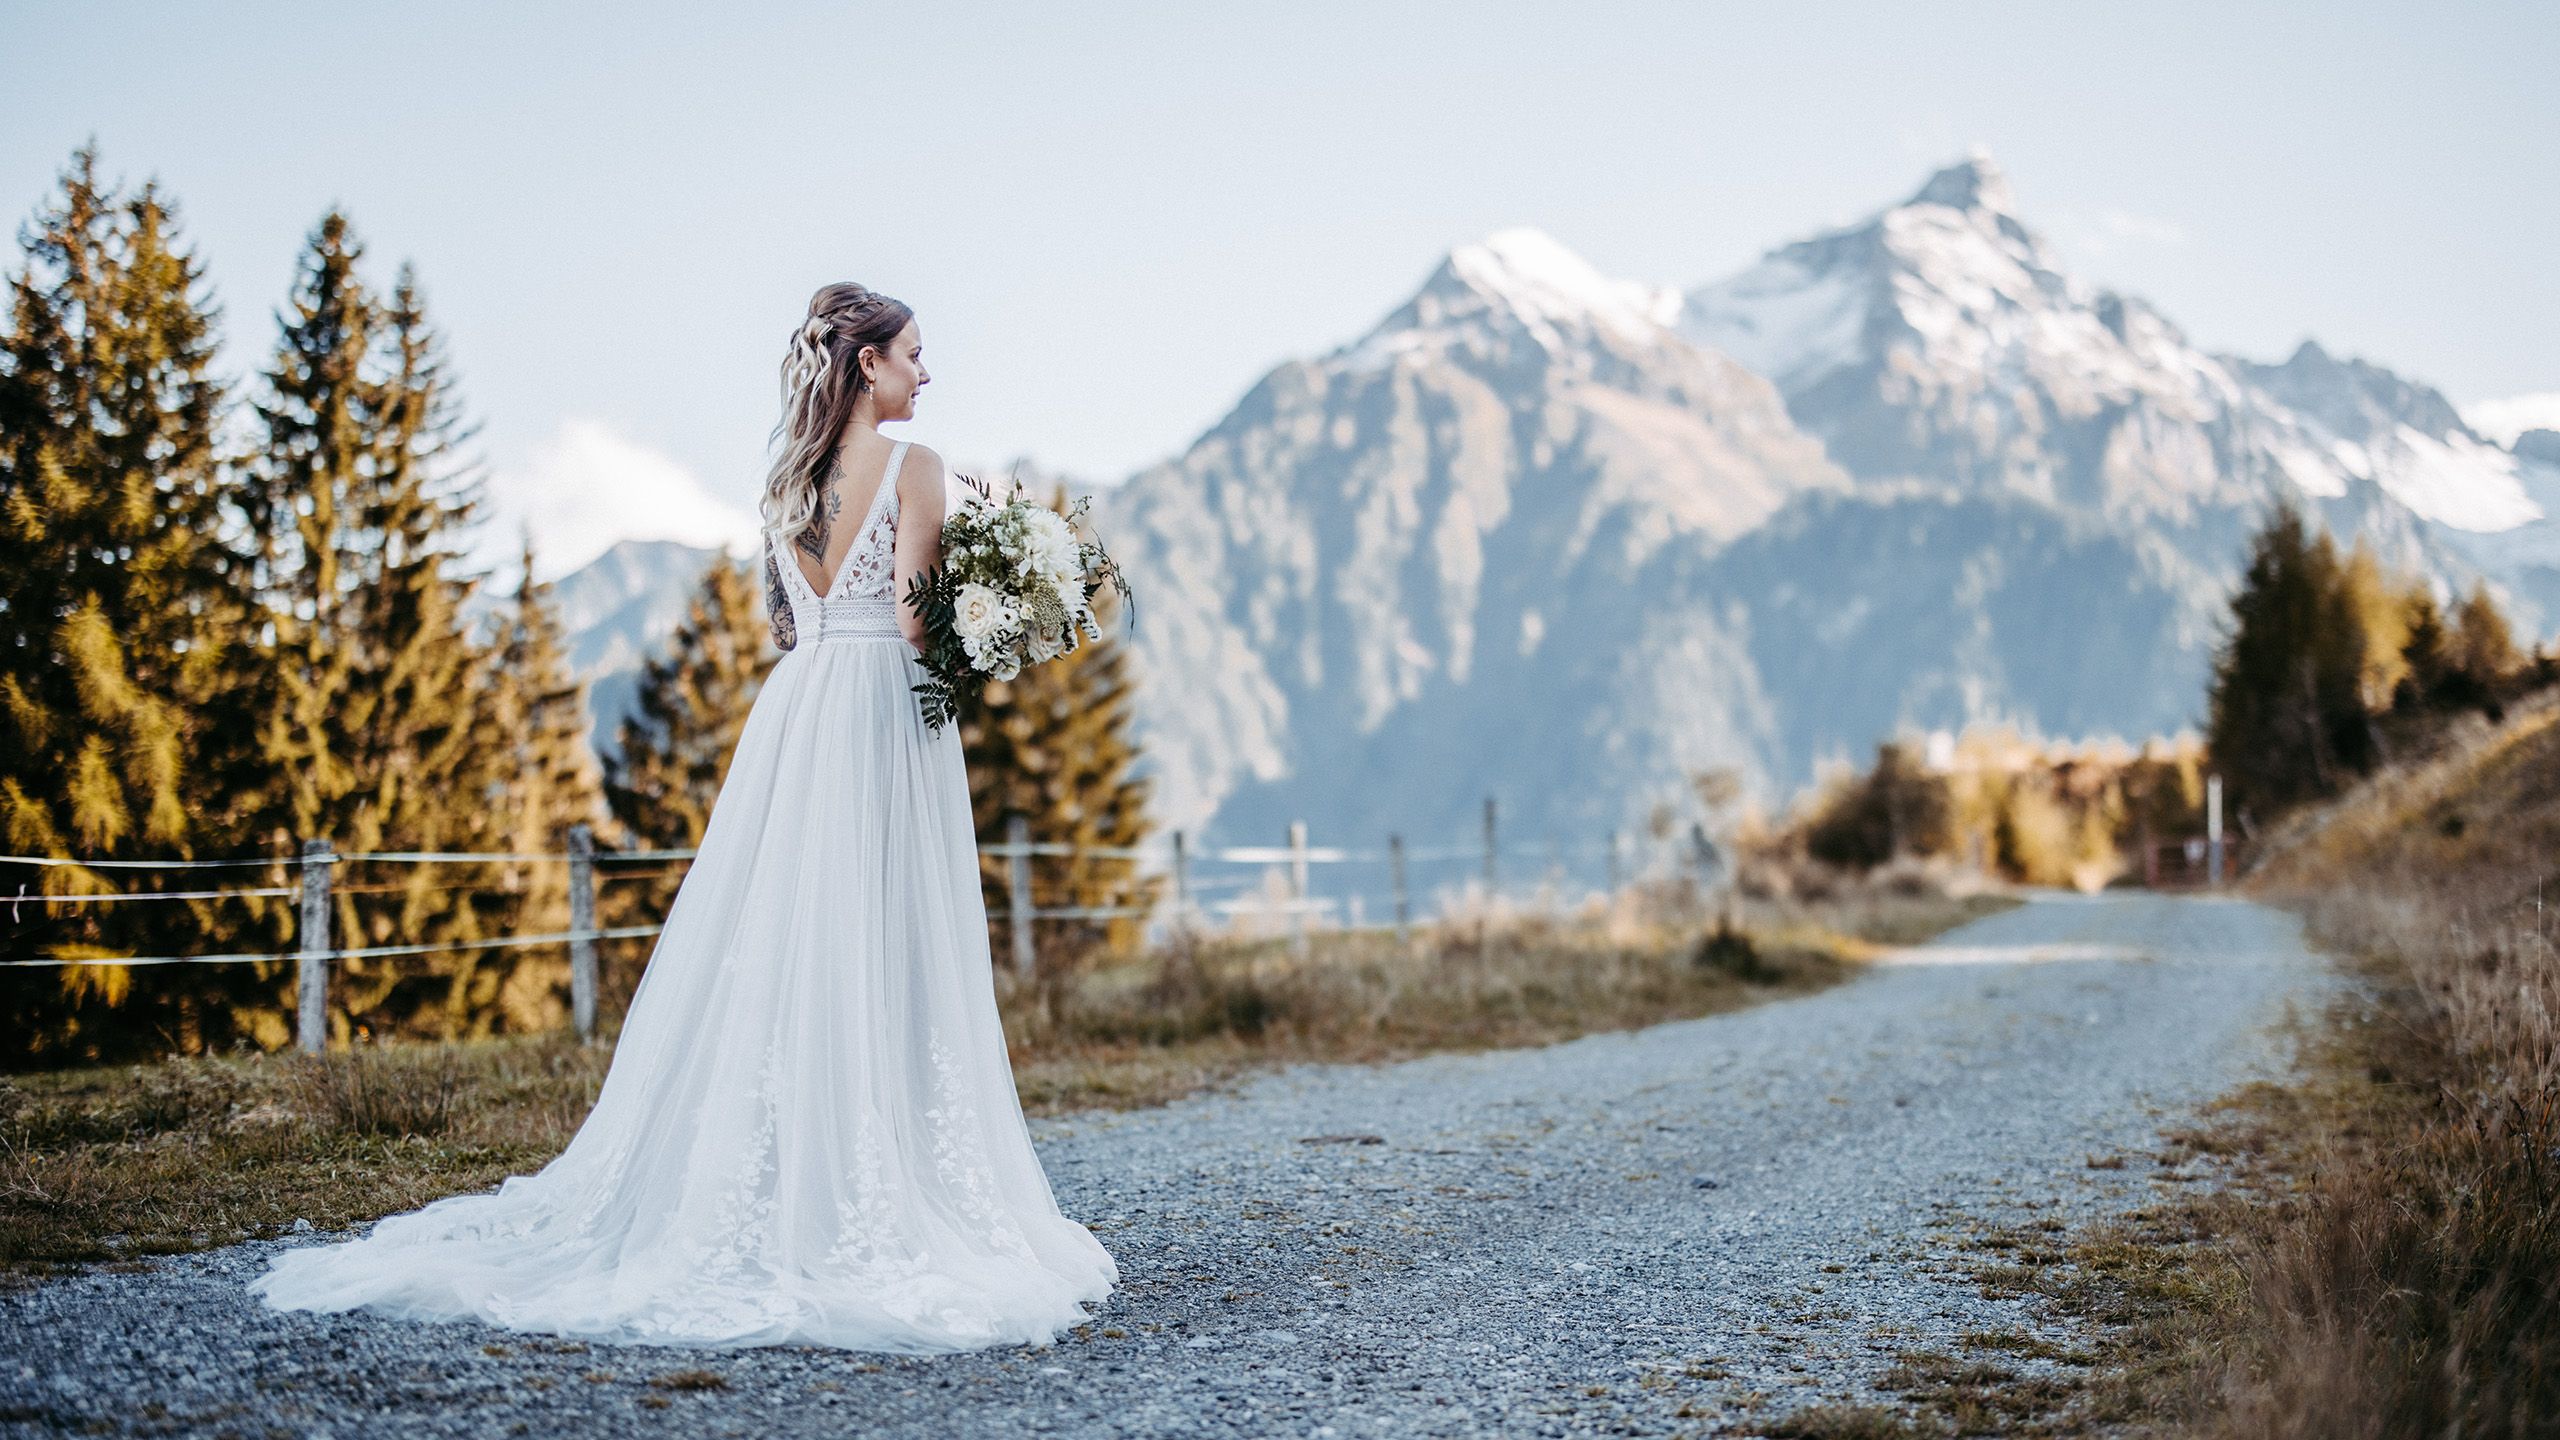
5 1 2554 577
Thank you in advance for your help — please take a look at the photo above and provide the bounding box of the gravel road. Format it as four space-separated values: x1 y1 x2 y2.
2 891 2334 1439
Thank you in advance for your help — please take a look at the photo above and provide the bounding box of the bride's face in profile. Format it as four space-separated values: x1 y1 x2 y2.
861 320 929 423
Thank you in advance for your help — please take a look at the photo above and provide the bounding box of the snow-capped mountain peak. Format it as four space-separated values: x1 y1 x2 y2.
1675 148 2080 398
1904 147 2018 219
1675 150 2546 540
1342 226 1681 371
1444 227 1681 344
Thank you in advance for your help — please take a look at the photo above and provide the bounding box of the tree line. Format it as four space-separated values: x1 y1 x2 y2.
2203 496 2544 825
1782 729 2212 892
0 146 1148 1067
1771 498 2552 886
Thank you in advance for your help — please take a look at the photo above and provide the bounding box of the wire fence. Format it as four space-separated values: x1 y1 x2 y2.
1 796 1712 1054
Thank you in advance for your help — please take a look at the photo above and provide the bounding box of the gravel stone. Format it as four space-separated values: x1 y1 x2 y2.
0 891 2334 1437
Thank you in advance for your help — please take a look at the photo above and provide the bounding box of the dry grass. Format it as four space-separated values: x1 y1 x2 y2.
1743 685 2560 1440
1757 1403 1953 1439
997 885 2011 1115
1851 684 2560 1439
0 1034 610 1274
2187 687 2560 1439
0 883 2012 1277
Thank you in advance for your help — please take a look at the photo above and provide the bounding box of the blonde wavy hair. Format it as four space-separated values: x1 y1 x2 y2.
759 281 915 548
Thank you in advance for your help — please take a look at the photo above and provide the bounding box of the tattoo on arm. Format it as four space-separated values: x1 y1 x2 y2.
764 546 796 652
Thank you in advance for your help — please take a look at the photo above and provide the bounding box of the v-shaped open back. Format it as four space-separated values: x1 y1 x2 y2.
787 439 909 602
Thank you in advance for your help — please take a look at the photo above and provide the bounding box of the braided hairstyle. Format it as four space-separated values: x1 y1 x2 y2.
759 282 915 548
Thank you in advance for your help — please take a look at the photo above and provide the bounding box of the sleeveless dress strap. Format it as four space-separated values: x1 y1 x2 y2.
884 439 909 502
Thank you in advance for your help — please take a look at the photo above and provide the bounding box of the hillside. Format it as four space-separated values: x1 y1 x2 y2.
530 153 2558 873
1093 153 2555 867
2247 683 2560 903
2071 682 2560 1438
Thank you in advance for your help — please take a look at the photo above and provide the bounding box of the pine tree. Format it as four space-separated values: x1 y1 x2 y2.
959 492 1155 976
2204 497 2376 821
602 552 771 944
238 216 507 1044
0 146 266 1064
337 263 514 1036
2394 585 2453 713
2385 586 2447 707
469 530 610 1032
2391 580 2521 720
239 209 375 851
2340 541 2411 714
2448 582 2521 699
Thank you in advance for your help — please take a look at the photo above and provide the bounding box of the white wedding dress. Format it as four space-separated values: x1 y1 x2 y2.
250 438 1119 1352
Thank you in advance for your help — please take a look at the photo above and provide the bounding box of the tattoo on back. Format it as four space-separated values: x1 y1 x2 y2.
774 455 845 649
796 469 843 567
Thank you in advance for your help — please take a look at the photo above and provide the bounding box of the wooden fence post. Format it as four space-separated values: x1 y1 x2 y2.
1388 831 1409 944
567 823 598 1042
1287 819 1310 959
296 838 333 1056
1480 795 1498 962
1007 813 1036 978
1171 829 1192 947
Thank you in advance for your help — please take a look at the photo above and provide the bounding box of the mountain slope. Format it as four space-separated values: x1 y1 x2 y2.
1100 159 2552 866
547 156 2550 882
1100 228 1845 852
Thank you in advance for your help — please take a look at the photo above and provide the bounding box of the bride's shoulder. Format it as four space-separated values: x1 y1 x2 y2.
895 440 946 481
892 439 948 519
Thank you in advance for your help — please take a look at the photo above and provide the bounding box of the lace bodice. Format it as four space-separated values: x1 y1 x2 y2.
775 439 907 644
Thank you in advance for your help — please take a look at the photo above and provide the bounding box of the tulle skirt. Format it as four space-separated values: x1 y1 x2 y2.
248 630 1119 1352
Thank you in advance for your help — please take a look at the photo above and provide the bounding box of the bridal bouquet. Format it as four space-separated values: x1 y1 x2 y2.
901 474 1135 731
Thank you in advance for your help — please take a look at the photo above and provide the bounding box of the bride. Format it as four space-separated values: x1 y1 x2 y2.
249 282 1120 1352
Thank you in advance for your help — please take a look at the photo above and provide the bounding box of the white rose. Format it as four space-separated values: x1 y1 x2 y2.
951 582 1010 642
1027 617 1065 663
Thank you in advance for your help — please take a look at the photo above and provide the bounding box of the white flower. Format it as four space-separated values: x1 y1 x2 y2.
1026 617 1065 663
951 582 1013 642
1024 508 1073 545
962 623 1021 670
1010 511 1080 587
